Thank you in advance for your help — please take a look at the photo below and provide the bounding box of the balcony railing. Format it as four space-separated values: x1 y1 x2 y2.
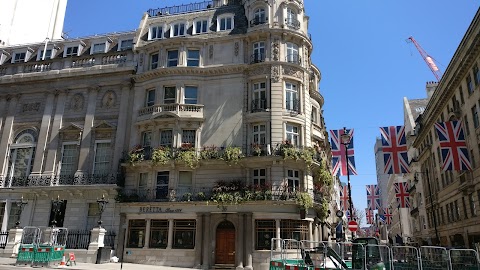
0 174 118 188
147 1 214 17
250 53 266 64
138 103 204 118
286 53 301 65
250 17 268 27
286 99 300 113
251 99 267 112
285 18 300 29
23 63 52 73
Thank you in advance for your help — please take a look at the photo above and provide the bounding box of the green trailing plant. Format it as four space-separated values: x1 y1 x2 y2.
222 146 244 165
183 192 193 201
127 145 144 166
295 192 313 210
200 146 221 160
195 191 206 201
151 147 172 165
313 161 334 194
299 147 316 168
314 197 330 221
176 149 199 169
251 143 263 156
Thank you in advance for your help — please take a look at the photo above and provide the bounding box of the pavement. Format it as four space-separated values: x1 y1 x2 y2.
0 257 197 270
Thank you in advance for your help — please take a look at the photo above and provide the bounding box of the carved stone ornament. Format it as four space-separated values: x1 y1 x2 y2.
101 91 116 109
70 94 84 111
234 42 239 56
139 53 144 66
209 45 214 59
272 39 280 61
283 66 303 80
248 66 269 77
271 65 281 82
22 102 41 113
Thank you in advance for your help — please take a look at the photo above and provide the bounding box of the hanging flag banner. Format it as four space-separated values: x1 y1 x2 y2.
380 126 410 174
394 182 410 208
365 208 374 224
383 207 392 225
366 184 381 210
434 121 472 171
340 185 349 211
330 128 357 176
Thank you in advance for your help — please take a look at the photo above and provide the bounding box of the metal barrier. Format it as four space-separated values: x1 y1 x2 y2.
420 246 450 270
449 248 480 270
391 246 421 270
16 226 40 266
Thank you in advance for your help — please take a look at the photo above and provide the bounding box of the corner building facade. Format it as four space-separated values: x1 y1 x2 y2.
119 0 332 269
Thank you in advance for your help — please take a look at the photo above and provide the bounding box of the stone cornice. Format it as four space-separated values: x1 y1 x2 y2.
134 65 247 82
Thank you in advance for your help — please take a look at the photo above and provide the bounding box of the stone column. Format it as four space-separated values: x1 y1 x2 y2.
4 227 23 257
144 219 151 249
0 95 19 176
236 213 244 270
202 213 211 270
275 219 281 250
167 219 174 249
31 93 55 175
0 97 6 147
194 214 203 268
43 91 67 174
76 87 98 174
88 227 106 254
1 201 9 232
244 213 253 270
112 84 131 170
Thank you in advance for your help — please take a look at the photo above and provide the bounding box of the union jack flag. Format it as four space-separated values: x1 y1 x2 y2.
365 208 374 224
345 209 354 221
380 126 410 174
366 184 381 210
434 121 472 171
394 182 410 208
330 128 357 176
339 185 349 211
383 207 392 225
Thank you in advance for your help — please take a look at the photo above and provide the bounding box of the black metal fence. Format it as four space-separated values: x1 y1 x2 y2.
66 230 91 249
0 231 8 249
104 231 116 248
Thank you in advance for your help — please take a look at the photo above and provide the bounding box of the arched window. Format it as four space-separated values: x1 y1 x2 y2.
251 7 267 26
286 7 300 29
7 129 37 185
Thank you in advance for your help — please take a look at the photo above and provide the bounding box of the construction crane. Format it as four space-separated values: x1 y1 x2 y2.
407 36 442 81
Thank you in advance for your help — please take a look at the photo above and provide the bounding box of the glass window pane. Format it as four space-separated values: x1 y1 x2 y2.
184 86 197 104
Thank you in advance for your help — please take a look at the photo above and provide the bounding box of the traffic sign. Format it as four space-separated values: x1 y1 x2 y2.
348 220 358 232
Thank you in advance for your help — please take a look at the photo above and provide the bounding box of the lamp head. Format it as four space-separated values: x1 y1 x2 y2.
340 127 351 145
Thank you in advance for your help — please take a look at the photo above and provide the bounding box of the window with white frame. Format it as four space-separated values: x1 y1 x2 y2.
184 86 198 104
8 204 20 229
187 50 200 67
285 82 298 111
87 202 100 229
150 53 159 70
156 171 169 200
252 82 267 111
13 52 26 63
59 143 78 176
311 107 318 124
142 131 152 148
252 41 265 63
286 8 298 28
164 86 176 104
218 16 233 31
286 124 299 146
167 50 178 67
91 42 106 54
7 129 37 183
195 19 208 34
286 169 300 192
253 168 266 187
119 39 133 50
38 49 52 60
182 130 196 147
146 88 155 107
171 22 186 37
93 141 111 175
159 130 173 147
178 171 193 196
253 7 267 25
252 124 266 145
286 42 299 63
150 25 163 40
65 46 79 57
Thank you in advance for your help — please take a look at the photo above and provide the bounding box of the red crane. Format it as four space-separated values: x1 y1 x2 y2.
407 36 442 81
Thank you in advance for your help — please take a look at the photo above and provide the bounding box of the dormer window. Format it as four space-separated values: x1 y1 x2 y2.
218 15 234 31
38 49 52 60
13 52 26 63
149 25 163 40
286 8 300 29
251 8 267 26
65 46 79 57
119 39 133 51
171 22 186 37
92 43 106 54
194 19 208 34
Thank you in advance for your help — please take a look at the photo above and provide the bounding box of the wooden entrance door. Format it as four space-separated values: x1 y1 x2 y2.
215 221 235 264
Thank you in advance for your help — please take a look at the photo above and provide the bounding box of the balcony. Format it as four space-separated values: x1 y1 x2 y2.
285 18 300 30
250 53 266 64
311 123 325 141
137 103 204 122
286 99 301 113
458 171 474 194
286 54 301 65
147 0 215 17
250 17 268 27
251 99 267 112
0 174 118 188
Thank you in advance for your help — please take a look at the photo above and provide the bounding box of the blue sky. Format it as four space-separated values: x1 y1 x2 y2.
64 1 479 220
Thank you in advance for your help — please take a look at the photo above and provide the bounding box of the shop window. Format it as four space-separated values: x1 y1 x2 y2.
280 219 308 241
127 219 146 248
255 219 275 250
150 220 168 248
172 219 196 249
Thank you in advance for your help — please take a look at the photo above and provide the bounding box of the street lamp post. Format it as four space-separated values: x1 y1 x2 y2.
15 196 28 228
96 194 109 228
414 170 440 245
340 127 354 240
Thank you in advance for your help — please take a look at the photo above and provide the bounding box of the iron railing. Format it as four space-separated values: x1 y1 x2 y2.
66 230 91 249
250 53 266 64
0 174 119 188
285 18 301 29
286 99 301 113
148 1 214 17
250 17 268 27
251 99 267 112
104 231 116 248
286 53 301 65
0 231 8 249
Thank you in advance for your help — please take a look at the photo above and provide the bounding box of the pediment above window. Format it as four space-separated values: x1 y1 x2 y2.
59 123 84 141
